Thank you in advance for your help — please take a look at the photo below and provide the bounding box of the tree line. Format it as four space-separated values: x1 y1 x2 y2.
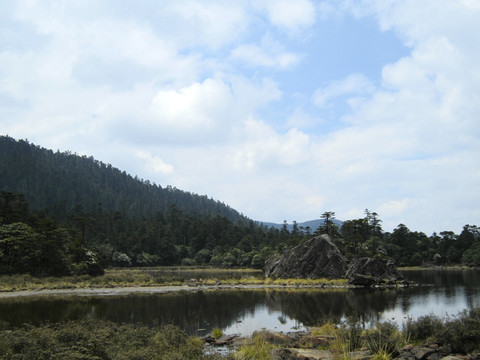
1 136 479 276
1 189 479 277
318 210 480 267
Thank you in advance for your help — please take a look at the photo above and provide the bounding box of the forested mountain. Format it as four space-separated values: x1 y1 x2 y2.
0 135 247 223
1 135 479 276
0 136 293 272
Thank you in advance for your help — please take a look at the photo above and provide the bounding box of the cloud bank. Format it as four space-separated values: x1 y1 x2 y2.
1 0 479 234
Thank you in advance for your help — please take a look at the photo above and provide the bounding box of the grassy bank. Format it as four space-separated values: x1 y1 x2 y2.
1 307 479 359
0 267 348 292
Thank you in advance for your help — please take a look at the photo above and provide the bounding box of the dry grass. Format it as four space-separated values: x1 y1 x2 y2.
0 268 348 292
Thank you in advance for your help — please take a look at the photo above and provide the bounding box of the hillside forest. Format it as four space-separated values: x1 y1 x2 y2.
1 136 479 277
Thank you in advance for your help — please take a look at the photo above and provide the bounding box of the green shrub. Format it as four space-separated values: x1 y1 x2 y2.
438 307 480 354
403 314 445 343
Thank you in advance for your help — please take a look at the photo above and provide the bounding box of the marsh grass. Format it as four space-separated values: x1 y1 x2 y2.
0 267 348 292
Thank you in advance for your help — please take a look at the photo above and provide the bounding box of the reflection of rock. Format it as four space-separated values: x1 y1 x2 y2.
345 258 404 286
264 235 347 279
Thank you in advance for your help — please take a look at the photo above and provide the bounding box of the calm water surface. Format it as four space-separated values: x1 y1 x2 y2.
0 269 479 336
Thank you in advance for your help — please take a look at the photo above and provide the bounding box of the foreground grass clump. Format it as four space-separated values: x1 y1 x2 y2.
363 321 405 356
233 333 275 360
0 319 220 360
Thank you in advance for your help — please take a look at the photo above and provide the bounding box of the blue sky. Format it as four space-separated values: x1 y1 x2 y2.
1 0 479 234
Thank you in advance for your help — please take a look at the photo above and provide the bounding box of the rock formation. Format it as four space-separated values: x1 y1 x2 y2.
345 257 404 286
264 234 406 286
264 234 348 279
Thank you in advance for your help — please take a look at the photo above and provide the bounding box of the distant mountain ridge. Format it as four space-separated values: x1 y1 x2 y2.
258 219 344 232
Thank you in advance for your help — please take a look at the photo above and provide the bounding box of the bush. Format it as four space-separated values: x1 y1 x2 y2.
181 257 197 266
438 307 480 354
112 252 131 267
403 314 445 343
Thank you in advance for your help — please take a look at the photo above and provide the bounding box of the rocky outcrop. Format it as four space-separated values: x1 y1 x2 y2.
264 235 348 279
345 257 404 286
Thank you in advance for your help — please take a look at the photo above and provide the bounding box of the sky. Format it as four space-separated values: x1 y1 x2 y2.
1 0 479 235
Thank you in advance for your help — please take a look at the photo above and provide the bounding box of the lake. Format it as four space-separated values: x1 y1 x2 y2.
0 269 479 336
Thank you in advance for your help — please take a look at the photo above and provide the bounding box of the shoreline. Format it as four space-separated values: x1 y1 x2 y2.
0 283 355 298
0 280 421 298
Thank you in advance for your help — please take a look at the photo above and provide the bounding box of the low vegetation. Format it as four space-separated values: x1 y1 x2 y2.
1 307 479 359
0 319 220 360
0 267 351 292
327 307 480 357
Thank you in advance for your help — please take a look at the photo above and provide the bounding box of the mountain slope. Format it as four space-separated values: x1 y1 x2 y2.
0 135 247 224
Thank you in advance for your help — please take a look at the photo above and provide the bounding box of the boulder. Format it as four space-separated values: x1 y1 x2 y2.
264 235 348 279
345 257 403 285
271 348 334 360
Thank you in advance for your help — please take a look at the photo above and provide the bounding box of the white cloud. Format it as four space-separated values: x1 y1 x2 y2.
285 107 323 129
167 1 249 49
257 0 316 31
313 73 375 107
147 77 282 145
230 39 301 70
1 0 479 234
136 150 174 175
230 119 311 171
153 79 233 130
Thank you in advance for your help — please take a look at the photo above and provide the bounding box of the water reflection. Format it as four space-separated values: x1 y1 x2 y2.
0 269 479 335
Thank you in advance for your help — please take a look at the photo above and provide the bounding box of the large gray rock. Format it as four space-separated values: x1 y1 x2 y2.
264 235 348 279
345 257 403 285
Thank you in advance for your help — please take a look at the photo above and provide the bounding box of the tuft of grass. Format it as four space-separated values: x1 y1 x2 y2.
362 321 404 355
212 327 223 340
371 346 393 360
330 331 353 360
234 333 274 360
311 322 338 337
